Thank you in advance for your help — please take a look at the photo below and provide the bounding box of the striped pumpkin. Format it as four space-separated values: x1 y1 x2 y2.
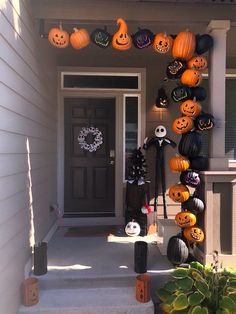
172 30 196 60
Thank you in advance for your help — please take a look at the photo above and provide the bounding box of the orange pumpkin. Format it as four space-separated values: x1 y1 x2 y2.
175 211 197 228
169 184 190 203
48 27 69 48
180 99 202 118
187 55 208 71
181 69 202 87
112 18 132 50
169 155 190 172
172 116 194 134
183 227 205 243
172 30 196 60
153 33 173 54
70 28 90 50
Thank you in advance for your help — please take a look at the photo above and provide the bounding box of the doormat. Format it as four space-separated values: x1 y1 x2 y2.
64 225 125 237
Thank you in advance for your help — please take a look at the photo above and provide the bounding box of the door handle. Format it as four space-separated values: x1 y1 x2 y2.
109 160 115 165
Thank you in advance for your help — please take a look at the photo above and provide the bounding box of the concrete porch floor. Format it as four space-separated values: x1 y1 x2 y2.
19 226 174 314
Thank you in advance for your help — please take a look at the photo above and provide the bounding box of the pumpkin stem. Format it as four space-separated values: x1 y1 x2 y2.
193 97 197 102
73 27 79 32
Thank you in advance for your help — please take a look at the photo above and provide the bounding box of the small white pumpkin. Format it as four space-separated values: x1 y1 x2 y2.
125 220 141 237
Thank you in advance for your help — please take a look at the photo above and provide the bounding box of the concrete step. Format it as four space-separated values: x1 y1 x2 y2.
18 287 154 314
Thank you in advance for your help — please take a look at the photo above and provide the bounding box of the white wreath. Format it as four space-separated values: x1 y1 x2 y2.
78 127 103 152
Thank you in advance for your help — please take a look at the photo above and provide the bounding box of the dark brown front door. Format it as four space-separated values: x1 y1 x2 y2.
64 97 115 217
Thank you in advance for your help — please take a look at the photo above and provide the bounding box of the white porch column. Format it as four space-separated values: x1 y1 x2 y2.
207 20 230 170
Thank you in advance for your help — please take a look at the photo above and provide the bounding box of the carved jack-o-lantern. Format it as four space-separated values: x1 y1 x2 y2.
183 227 205 243
91 27 112 48
153 33 173 54
181 69 202 87
180 99 202 118
175 211 197 228
169 184 190 203
132 28 154 49
171 85 192 103
187 55 208 71
195 113 215 131
172 116 194 134
180 170 201 188
125 220 141 236
166 59 187 80
48 27 69 48
112 18 132 51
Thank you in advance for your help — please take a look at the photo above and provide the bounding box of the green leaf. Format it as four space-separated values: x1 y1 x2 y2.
226 286 236 294
219 276 228 289
172 268 190 279
194 280 210 297
188 292 205 306
160 302 173 314
190 305 209 314
172 293 189 310
170 309 189 314
229 293 236 303
176 277 194 292
219 296 236 311
224 267 236 278
229 280 236 288
192 270 205 282
190 262 204 272
165 295 176 306
156 288 171 302
164 281 179 293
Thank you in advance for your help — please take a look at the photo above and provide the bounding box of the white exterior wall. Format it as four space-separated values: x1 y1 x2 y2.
0 1 57 313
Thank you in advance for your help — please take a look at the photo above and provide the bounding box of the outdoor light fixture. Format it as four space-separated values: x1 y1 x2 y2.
155 87 169 108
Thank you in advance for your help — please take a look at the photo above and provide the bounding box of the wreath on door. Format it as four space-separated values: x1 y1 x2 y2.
78 127 103 152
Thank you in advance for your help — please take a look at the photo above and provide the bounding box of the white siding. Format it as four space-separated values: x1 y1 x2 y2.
0 1 57 313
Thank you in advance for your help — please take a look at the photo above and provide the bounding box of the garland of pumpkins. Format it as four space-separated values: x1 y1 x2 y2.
164 30 214 266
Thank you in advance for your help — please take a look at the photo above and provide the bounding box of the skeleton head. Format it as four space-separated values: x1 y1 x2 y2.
155 125 167 138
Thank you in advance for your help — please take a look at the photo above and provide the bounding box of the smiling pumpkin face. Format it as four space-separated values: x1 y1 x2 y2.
112 18 132 51
183 227 205 243
180 99 202 118
175 211 197 228
48 27 69 48
172 116 194 134
169 184 190 203
187 55 207 71
153 33 173 54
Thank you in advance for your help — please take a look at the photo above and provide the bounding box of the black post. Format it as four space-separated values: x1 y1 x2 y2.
134 241 148 273
33 242 47 276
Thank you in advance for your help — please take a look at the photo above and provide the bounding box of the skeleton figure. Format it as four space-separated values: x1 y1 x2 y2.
143 125 176 218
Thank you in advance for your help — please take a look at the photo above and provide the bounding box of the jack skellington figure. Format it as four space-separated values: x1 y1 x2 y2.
143 125 176 218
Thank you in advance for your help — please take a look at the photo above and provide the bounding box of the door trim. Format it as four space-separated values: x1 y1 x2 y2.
57 67 146 225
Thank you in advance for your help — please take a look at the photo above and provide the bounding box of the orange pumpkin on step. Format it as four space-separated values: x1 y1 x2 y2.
169 184 190 203
169 155 190 172
172 116 194 134
48 26 69 48
172 30 196 60
183 227 205 243
70 28 90 50
112 18 132 51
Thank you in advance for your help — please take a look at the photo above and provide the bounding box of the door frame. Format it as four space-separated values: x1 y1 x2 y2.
57 67 146 226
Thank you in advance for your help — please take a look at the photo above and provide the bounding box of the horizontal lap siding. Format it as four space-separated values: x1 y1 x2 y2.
0 1 57 313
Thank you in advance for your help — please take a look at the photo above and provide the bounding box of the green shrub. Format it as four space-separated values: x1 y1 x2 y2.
157 261 236 314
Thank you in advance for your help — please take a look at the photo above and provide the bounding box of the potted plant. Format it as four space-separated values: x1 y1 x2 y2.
157 254 236 313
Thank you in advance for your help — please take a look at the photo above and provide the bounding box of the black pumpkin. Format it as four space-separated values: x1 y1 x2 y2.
167 236 189 265
90 27 112 48
195 34 214 55
155 87 169 108
195 113 215 131
190 86 207 101
132 28 154 49
182 196 205 215
178 131 202 158
166 59 187 80
171 85 192 102
180 170 200 188
190 156 209 171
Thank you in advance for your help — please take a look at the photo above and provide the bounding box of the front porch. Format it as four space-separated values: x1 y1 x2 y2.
19 226 173 314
